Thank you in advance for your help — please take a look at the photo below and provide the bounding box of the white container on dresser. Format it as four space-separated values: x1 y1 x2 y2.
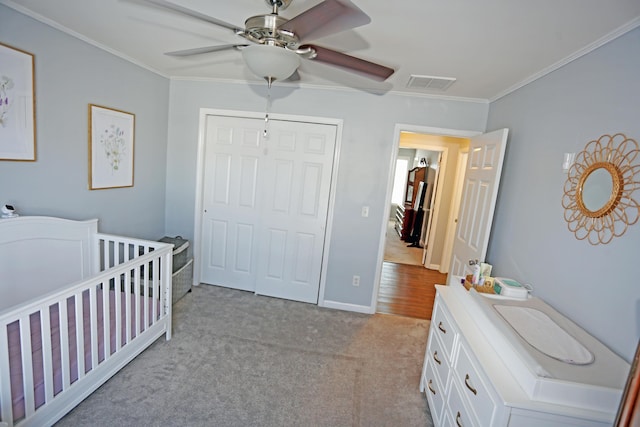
420 284 630 427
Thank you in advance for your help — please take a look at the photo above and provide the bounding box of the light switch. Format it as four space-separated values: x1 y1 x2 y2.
361 206 369 217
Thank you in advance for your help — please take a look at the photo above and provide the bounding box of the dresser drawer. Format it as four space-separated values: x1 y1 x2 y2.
423 357 446 425
427 328 451 389
446 378 477 427
441 410 454 427
453 338 499 426
431 297 458 361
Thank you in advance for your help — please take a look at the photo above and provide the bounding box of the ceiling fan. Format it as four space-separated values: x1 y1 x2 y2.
144 0 395 86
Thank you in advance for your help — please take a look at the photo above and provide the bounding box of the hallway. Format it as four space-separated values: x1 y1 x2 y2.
377 221 448 320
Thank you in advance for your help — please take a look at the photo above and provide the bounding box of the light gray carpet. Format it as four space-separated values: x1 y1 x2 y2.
55 284 434 427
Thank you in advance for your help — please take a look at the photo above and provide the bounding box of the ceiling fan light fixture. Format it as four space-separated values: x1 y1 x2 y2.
241 44 300 82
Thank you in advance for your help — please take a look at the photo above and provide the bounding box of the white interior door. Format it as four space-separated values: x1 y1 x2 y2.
448 129 508 282
200 115 336 303
200 116 263 292
254 120 336 303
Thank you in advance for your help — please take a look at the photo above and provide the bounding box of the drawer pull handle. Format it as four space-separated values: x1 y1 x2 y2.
438 321 447 334
433 351 441 365
427 379 436 395
464 374 478 395
456 411 463 426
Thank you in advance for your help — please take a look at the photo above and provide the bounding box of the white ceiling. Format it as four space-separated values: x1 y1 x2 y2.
3 0 640 100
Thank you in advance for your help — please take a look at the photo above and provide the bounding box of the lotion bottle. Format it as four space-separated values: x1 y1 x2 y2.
470 260 481 285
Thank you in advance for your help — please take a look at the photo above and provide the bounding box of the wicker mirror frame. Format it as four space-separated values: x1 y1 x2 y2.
562 133 640 245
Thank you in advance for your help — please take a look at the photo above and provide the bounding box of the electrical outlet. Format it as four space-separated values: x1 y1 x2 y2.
352 275 360 287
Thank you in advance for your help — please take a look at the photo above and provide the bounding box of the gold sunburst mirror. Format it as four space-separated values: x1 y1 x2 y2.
562 133 640 245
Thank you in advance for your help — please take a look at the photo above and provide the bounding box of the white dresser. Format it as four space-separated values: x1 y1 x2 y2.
420 284 629 427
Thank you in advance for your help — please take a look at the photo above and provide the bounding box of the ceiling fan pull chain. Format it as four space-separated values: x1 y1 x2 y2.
263 80 273 139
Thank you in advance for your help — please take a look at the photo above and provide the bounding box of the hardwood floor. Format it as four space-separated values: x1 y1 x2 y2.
376 261 448 320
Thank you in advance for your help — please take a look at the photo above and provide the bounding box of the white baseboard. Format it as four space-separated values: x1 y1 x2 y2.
321 300 374 314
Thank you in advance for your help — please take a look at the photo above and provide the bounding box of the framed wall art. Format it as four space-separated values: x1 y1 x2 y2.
0 42 36 161
89 104 135 190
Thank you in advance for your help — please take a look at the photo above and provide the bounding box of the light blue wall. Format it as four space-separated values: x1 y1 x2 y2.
0 5 170 239
165 80 488 307
486 27 640 361
9 1 635 362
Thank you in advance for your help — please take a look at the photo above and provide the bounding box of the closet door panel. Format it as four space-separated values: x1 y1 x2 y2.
200 117 263 291
255 120 336 303
271 159 294 213
300 163 323 217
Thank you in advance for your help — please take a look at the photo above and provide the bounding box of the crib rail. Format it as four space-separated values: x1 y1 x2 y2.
0 234 172 427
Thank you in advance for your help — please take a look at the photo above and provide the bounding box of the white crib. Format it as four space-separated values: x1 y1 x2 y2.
0 216 173 427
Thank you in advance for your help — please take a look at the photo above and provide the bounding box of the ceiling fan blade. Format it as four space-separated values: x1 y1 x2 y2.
302 44 394 81
165 44 248 57
279 0 371 42
143 0 243 33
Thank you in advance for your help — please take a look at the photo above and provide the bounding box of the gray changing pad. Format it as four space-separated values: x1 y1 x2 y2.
468 290 629 389
494 305 594 365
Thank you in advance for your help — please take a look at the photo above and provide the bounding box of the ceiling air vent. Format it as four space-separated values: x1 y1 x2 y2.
407 75 456 91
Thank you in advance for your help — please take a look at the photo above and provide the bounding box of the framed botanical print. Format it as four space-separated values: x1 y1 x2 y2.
0 42 36 161
89 104 135 190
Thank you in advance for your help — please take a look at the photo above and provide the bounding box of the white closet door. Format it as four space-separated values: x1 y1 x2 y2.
449 128 509 280
200 116 263 292
254 120 337 303
200 115 336 303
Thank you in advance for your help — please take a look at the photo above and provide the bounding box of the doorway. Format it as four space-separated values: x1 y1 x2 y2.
375 126 475 319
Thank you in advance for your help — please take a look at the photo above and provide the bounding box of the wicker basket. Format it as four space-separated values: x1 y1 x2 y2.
463 275 496 294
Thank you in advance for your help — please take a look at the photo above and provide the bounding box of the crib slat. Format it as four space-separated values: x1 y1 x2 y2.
114 274 122 352
124 270 132 345
19 315 35 417
89 286 98 371
74 294 85 380
0 322 14 423
143 259 149 331
134 263 141 337
59 298 71 389
159 257 164 320
42 307 55 403
102 281 111 360
152 258 159 322
158 253 173 320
